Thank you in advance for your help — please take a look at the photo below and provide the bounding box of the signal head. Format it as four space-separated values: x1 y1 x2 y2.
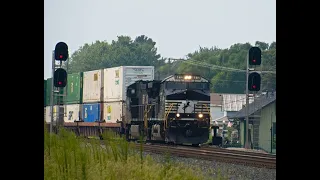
54 42 68 61
248 72 261 91
54 68 67 87
248 47 261 66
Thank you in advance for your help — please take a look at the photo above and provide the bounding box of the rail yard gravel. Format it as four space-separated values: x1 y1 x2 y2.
141 151 276 180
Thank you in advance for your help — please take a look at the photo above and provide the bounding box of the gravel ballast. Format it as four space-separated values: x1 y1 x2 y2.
142 151 276 180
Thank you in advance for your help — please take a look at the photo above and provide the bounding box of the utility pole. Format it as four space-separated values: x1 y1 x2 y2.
50 51 55 134
245 47 261 149
270 112 273 153
245 53 250 149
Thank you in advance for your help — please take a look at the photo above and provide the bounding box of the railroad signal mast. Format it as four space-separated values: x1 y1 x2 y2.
245 47 261 149
50 42 69 134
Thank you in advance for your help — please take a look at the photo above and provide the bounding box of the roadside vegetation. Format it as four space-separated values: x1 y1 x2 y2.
44 126 227 180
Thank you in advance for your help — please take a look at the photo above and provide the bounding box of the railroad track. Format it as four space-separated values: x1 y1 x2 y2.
142 142 275 158
136 144 276 169
200 146 275 158
87 137 276 169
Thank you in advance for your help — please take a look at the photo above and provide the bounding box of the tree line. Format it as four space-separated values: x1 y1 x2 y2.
67 35 276 94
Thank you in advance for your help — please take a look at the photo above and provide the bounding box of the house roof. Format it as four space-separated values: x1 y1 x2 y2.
214 116 229 122
228 92 276 119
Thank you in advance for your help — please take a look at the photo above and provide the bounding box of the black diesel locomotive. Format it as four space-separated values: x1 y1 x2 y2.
124 74 211 146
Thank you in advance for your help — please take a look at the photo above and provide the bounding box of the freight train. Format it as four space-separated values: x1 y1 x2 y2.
44 66 211 145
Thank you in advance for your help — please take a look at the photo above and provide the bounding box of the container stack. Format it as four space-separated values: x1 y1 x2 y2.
45 105 62 124
64 72 83 123
45 78 65 106
103 66 154 123
82 69 104 122
44 66 155 124
45 78 65 123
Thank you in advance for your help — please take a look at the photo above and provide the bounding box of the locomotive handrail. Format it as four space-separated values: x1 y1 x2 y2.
164 103 174 130
130 103 158 107
203 104 212 121
144 104 152 129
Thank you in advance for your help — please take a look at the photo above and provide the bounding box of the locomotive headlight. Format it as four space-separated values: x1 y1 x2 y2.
176 113 180 117
184 75 192 80
198 113 203 118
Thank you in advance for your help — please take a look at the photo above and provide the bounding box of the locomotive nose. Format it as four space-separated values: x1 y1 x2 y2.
186 129 192 137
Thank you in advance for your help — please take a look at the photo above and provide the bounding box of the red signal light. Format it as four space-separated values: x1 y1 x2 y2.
58 81 62 85
253 59 256 63
252 85 256 89
59 55 63 59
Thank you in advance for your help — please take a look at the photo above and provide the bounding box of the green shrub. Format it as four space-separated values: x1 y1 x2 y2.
44 127 227 180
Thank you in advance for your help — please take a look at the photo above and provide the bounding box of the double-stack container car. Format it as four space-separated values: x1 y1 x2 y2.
103 66 155 123
45 66 154 125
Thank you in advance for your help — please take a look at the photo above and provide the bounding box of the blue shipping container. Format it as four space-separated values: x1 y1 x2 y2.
82 103 100 122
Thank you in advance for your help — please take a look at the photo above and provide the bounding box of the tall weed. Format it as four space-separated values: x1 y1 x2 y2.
44 127 225 180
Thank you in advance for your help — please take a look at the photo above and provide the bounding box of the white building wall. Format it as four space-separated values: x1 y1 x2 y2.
210 106 224 122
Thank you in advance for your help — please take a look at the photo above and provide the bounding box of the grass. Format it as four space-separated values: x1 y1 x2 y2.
44 125 227 180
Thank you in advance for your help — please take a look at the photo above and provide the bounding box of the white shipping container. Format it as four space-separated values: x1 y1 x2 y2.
83 69 104 103
64 104 82 123
45 106 59 123
102 102 124 123
104 66 154 101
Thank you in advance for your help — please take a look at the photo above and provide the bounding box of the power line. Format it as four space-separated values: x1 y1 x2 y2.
187 60 276 74
168 58 276 74
211 79 276 84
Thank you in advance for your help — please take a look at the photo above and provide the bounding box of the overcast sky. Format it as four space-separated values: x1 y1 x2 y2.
44 0 276 79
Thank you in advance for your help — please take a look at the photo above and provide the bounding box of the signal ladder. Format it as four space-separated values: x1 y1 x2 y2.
50 51 68 132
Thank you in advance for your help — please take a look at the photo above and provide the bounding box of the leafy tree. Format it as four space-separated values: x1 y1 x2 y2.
255 41 269 50
67 35 163 73
66 35 275 94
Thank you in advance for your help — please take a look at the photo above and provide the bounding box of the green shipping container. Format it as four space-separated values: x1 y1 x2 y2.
45 78 65 106
44 80 47 107
66 72 83 104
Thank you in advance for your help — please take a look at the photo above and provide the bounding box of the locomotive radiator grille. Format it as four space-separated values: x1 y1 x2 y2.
194 102 210 114
165 100 210 114
165 101 182 113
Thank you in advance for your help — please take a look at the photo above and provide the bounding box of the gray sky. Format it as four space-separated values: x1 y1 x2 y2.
44 0 276 79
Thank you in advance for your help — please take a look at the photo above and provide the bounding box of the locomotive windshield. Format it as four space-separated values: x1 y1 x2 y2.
188 82 210 90
166 82 186 89
165 82 209 90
